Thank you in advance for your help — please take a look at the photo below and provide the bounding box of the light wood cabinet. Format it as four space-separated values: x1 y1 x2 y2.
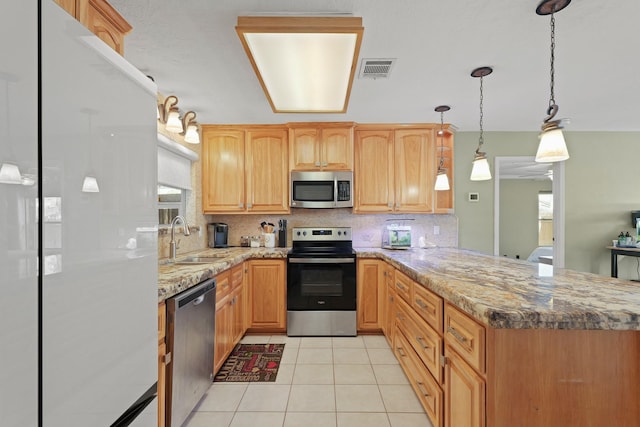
394 325 444 427
213 265 246 375
158 302 167 427
214 270 232 374
445 346 485 427
354 126 436 213
356 259 384 332
382 264 396 345
289 123 354 171
54 0 132 55
434 128 455 213
353 129 394 213
246 259 286 332
201 126 289 214
245 128 289 213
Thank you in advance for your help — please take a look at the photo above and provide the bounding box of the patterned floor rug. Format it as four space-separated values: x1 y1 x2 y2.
214 343 285 382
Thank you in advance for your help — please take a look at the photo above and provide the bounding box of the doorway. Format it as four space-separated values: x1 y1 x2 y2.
493 156 565 267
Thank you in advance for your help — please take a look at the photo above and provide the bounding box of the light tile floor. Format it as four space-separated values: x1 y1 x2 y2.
183 334 433 427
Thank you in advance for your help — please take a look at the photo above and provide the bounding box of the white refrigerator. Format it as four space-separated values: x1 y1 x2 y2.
1 1 158 426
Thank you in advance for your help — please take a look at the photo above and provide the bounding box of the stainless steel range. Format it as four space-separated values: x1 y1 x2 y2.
287 227 357 336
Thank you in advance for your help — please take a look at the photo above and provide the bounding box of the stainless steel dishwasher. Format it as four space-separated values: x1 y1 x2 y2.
167 277 216 427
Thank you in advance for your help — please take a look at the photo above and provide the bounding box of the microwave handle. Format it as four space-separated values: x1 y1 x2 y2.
334 176 338 207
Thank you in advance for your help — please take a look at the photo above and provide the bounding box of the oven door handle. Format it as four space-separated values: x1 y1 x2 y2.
288 257 355 264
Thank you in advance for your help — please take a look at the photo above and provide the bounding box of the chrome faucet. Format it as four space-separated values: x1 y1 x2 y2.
170 215 191 261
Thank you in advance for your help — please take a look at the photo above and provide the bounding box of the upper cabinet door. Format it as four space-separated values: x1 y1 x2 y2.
289 125 353 171
394 129 434 213
289 128 320 170
202 129 246 213
246 128 289 213
321 127 353 170
354 129 394 213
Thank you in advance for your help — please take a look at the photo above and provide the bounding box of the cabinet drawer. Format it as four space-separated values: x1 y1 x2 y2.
397 298 443 384
231 263 244 289
394 327 443 427
412 284 443 333
216 269 232 299
394 270 413 304
444 303 485 374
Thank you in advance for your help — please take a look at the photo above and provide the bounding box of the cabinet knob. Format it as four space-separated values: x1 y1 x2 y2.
388 202 393 208
315 161 321 167
247 203 252 208
238 203 244 208
322 162 328 167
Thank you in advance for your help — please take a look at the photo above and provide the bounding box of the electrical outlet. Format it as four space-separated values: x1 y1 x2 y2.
433 225 440 235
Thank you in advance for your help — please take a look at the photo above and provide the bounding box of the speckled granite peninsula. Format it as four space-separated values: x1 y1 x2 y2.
357 247 640 330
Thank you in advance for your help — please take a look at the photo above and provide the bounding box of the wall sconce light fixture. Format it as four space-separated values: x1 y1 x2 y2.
158 95 183 133
181 111 200 144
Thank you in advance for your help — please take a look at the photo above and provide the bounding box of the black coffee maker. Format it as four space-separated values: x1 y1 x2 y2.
208 223 228 248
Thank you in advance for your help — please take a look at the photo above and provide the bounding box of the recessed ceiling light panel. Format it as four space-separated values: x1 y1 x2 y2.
236 16 364 113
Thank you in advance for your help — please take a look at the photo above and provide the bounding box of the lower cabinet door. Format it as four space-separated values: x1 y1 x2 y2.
214 294 232 374
444 346 485 427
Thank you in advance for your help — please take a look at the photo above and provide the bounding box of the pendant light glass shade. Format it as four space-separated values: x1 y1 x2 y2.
470 154 491 181
536 128 569 162
0 163 22 184
434 171 450 191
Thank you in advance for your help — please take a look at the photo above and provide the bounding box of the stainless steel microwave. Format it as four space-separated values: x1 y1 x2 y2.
290 171 353 208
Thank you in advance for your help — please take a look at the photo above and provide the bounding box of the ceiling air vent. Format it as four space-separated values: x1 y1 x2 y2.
359 58 396 79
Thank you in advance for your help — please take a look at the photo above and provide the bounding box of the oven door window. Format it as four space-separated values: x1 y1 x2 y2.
287 260 356 310
300 268 342 296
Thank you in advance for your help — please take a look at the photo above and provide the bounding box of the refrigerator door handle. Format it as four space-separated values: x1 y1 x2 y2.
110 382 157 427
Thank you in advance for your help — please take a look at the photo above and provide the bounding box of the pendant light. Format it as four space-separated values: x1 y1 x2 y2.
535 0 570 163
81 108 100 193
470 66 492 181
434 105 450 191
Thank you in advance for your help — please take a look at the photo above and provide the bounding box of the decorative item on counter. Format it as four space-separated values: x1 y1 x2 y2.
250 236 260 248
264 232 276 248
240 235 249 247
618 232 625 247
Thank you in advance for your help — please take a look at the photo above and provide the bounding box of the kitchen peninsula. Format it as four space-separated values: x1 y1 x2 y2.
158 247 640 427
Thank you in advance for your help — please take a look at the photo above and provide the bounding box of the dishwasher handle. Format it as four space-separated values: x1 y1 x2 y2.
174 278 216 309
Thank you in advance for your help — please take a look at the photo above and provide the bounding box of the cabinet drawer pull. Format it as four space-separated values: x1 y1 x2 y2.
416 336 429 350
415 299 428 310
416 381 430 397
396 312 405 321
396 283 406 291
447 326 468 343
396 346 406 357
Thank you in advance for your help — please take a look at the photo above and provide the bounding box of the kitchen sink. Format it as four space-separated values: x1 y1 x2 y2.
175 255 231 264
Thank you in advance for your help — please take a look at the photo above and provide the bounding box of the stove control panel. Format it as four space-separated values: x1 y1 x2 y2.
292 227 352 241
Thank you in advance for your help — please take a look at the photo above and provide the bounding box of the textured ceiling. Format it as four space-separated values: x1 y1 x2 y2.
109 0 640 132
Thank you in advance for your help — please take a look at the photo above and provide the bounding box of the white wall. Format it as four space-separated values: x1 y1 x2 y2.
455 130 640 279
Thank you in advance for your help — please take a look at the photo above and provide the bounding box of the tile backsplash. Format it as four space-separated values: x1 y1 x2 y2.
205 209 458 248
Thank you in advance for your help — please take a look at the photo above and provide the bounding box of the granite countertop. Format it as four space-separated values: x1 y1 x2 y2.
358 247 640 331
158 246 640 331
158 247 288 302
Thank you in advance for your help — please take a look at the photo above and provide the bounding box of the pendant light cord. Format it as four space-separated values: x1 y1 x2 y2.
439 111 445 169
477 75 484 152
549 13 556 108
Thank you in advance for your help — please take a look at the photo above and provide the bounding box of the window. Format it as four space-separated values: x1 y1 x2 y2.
538 191 553 246
158 185 186 226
